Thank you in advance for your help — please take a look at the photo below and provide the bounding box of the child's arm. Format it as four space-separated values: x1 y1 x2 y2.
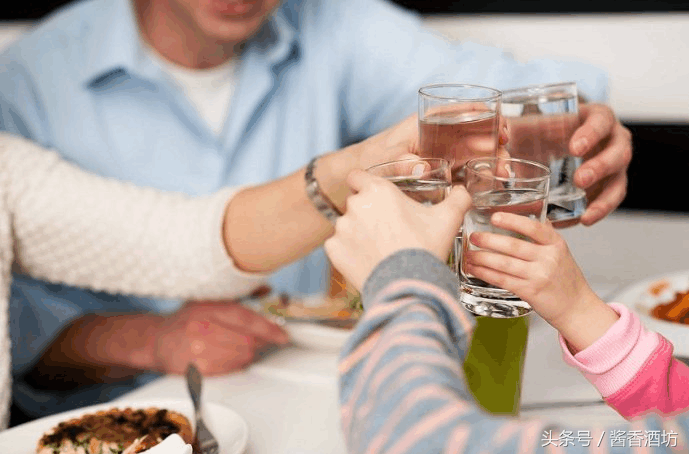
464 212 689 419
560 303 689 420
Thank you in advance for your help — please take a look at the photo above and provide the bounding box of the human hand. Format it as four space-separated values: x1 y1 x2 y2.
463 212 618 351
154 300 289 375
570 103 632 226
321 114 507 210
324 169 471 291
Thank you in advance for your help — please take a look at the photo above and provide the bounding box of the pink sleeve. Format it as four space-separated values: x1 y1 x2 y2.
560 303 689 419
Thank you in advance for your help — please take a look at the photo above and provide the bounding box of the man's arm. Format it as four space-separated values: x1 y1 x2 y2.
224 115 418 272
8 116 419 378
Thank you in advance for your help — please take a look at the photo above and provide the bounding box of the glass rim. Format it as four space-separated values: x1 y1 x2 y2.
464 157 551 183
365 157 450 173
418 83 502 102
501 81 577 99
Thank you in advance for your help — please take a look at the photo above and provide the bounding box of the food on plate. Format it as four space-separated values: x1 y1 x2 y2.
264 294 362 329
651 288 689 324
36 407 193 454
648 279 671 297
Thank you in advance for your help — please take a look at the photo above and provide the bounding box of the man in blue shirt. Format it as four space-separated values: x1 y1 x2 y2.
0 0 631 418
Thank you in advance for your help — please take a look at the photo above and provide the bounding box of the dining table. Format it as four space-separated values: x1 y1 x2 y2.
19 208 689 454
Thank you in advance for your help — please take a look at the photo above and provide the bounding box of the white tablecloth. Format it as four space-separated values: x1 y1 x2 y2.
115 209 689 453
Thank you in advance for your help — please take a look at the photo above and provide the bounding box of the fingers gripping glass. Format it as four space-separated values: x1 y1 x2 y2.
460 157 551 318
501 82 585 227
366 158 452 206
367 158 455 268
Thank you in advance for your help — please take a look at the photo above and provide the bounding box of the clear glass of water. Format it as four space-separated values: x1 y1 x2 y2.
418 84 502 184
460 157 550 318
501 81 584 227
366 158 451 205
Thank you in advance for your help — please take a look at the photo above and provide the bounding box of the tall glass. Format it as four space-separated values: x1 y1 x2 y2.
460 157 550 318
502 82 584 227
463 316 529 415
418 84 502 184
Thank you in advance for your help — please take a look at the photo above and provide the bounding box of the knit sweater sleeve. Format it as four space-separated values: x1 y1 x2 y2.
1 133 268 300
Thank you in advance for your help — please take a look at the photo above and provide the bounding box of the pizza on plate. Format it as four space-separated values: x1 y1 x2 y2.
36 407 193 454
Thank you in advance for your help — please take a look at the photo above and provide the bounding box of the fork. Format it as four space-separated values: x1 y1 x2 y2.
186 363 220 454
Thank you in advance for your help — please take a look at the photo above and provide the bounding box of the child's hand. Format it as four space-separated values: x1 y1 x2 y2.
324 170 471 291
463 212 618 351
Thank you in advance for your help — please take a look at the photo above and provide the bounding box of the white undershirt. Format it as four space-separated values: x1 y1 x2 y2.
150 51 238 136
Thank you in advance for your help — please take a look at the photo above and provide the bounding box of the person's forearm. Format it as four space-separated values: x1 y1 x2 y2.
560 303 689 420
27 313 163 387
5 133 267 300
550 292 619 354
53 314 162 372
341 251 689 454
224 146 360 273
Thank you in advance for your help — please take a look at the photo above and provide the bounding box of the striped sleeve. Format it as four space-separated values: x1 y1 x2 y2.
338 249 689 454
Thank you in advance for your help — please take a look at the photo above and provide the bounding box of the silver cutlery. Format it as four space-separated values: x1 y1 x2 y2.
521 399 606 411
186 363 220 454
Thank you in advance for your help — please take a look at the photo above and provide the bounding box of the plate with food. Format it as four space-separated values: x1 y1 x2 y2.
609 269 689 356
255 292 363 352
0 399 248 454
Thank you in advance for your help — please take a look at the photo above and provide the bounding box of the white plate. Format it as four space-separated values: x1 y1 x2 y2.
286 321 353 352
0 399 248 454
609 269 689 356
284 294 355 352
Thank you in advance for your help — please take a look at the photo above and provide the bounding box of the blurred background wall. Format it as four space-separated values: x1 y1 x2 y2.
0 0 687 213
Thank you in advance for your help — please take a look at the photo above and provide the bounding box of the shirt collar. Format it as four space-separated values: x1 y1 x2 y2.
79 0 301 88
78 0 154 88
244 1 300 70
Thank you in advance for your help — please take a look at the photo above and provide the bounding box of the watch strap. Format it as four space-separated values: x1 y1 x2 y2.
305 157 342 224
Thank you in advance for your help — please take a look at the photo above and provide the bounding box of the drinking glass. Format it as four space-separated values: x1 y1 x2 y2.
460 157 550 318
418 84 502 184
502 81 585 227
366 158 451 205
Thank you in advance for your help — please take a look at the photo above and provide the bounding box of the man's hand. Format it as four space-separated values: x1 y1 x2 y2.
570 103 632 226
155 301 289 375
324 170 471 291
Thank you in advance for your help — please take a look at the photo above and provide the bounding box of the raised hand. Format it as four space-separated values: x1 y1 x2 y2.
463 212 619 351
324 169 471 291
570 103 632 226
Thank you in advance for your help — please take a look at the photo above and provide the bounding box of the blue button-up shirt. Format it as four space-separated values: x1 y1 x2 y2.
0 0 607 379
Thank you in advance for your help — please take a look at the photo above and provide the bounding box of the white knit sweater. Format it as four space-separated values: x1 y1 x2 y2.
0 133 268 428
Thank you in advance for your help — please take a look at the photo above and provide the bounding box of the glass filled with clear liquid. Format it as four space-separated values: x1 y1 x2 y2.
366 158 451 205
501 81 585 227
460 157 550 318
418 84 502 184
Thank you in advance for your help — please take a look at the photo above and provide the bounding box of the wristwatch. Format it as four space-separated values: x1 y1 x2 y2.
305 157 342 224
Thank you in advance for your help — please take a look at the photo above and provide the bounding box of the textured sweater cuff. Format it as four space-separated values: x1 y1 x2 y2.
560 302 660 397
207 186 271 282
362 249 461 309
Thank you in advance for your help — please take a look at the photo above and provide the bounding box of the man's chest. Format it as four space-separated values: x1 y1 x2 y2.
41 73 345 195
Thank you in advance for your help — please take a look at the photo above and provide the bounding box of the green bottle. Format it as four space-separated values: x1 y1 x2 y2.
462 315 529 415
